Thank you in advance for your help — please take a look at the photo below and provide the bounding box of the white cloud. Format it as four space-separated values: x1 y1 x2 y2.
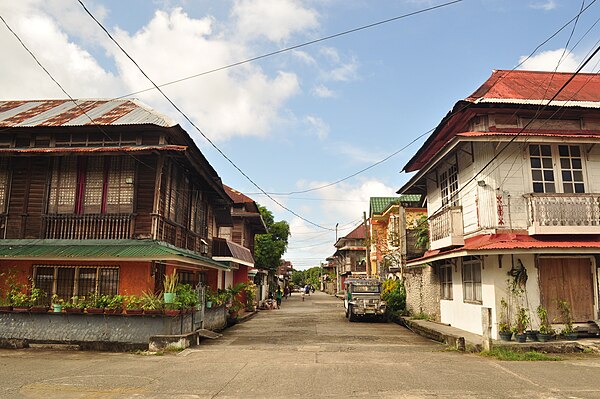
518 49 581 72
231 0 319 43
304 115 329 140
291 50 317 65
336 143 386 164
312 84 336 98
318 47 359 82
0 2 122 99
529 1 558 11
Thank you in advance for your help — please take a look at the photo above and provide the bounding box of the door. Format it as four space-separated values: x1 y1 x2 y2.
539 257 595 322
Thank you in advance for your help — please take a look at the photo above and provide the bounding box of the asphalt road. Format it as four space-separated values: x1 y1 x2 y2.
1 291 599 398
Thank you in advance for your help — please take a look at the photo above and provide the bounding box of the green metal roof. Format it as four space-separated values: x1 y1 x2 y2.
369 195 422 216
0 239 229 270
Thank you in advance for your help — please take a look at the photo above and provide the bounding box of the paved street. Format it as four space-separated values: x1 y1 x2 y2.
1 291 599 398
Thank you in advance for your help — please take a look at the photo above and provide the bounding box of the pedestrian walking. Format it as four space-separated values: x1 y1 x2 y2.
276 286 283 309
304 284 311 296
284 285 290 299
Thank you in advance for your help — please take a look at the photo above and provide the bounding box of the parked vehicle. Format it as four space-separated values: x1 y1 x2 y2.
343 279 386 322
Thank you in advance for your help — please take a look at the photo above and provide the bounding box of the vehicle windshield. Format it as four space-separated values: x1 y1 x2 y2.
351 284 380 293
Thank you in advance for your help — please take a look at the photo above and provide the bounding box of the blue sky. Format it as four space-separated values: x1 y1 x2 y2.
2 0 600 269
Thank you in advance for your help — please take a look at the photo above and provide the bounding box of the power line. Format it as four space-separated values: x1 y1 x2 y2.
77 0 335 232
118 0 464 98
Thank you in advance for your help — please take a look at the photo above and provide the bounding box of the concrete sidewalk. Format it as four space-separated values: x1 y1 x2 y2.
399 315 600 353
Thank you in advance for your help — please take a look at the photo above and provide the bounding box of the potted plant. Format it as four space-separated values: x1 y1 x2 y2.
205 289 215 309
243 282 257 311
163 272 178 304
175 284 199 313
557 299 577 340
124 294 144 315
28 287 49 313
0 292 12 312
51 294 64 313
536 304 554 342
105 294 124 314
10 291 30 312
140 291 163 315
513 307 529 343
498 298 512 341
64 296 86 313
86 293 109 313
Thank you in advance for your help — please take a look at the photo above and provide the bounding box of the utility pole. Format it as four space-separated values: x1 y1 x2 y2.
363 211 370 277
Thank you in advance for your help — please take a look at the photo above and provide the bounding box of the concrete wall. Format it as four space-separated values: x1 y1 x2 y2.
403 265 440 320
0 306 228 350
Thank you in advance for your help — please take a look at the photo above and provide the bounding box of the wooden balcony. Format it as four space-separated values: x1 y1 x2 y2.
153 215 208 255
429 206 464 250
525 193 600 235
43 214 133 240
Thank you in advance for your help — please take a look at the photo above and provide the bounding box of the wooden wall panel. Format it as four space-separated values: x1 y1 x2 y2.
24 157 50 238
134 156 157 238
6 158 28 238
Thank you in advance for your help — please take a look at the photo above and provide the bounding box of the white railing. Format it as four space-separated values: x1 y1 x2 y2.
429 206 464 250
525 193 600 234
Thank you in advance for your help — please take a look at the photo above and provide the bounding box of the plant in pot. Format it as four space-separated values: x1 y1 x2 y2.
51 294 64 313
86 292 109 313
10 291 30 312
513 306 529 343
105 294 124 314
124 294 144 315
29 287 49 313
140 291 163 315
174 284 198 313
497 298 513 341
64 296 86 313
243 282 257 311
0 291 12 312
163 272 178 304
557 299 577 340
536 304 554 342
205 289 215 309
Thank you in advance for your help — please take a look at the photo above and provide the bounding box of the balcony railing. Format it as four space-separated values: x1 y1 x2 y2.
153 215 208 255
525 193 600 235
429 206 464 250
43 213 133 240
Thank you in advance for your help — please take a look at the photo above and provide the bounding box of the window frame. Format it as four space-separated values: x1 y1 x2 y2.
461 257 482 304
528 144 587 194
439 263 453 300
440 162 459 207
33 265 120 301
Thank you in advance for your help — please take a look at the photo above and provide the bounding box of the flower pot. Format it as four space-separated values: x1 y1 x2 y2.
514 333 527 343
30 306 49 313
536 333 553 342
13 306 30 313
104 308 122 314
85 307 104 314
0 305 12 312
52 304 63 313
164 309 181 316
564 332 578 341
206 301 213 309
125 309 143 315
163 292 176 304
143 309 162 315
526 330 539 342
499 331 512 341
65 307 84 313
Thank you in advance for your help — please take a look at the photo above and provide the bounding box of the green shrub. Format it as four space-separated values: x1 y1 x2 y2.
382 279 406 313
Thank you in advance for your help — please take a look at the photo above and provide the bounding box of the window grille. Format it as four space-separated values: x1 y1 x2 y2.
0 158 8 212
440 163 458 207
33 265 119 301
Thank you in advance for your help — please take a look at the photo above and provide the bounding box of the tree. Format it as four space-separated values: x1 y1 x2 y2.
291 270 305 286
254 205 290 270
304 266 321 287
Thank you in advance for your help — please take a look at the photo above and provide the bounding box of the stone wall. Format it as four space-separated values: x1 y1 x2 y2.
202 306 227 331
403 265 441 320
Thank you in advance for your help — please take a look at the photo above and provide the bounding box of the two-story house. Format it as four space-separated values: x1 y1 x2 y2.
398 70 600 338
0 99 234 300
216 185 267 300
368 196 425 278
332 224 368 291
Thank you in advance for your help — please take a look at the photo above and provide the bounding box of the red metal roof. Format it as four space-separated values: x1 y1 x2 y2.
467 70 600 103
403 70 600 173
223 184 255 204
0 99 177 128
0 145 187 154
411 233 600 264
345 224 366 240
457 130 600 139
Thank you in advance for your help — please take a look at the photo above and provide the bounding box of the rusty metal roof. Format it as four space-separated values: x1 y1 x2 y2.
0 99 177 128
0 145 187 154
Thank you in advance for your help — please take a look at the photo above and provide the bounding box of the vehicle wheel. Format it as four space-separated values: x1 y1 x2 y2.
379 314 388 323
348 306 356 322
345 306 349 318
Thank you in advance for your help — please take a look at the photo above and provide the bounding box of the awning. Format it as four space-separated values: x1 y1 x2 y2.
406 233 600 266
211 237 255 267
0 239 230 271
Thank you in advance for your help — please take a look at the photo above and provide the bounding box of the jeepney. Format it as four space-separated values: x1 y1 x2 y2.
343 278 386 322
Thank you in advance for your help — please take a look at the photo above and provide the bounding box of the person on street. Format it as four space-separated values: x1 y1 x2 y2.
275 286 283 309
284 285 290 299
304 284 311 296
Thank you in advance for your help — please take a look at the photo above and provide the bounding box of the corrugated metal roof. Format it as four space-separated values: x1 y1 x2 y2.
457 131 600 139
369 195 422 216
0 145 187 154
0 239 229 270
0 99 177 128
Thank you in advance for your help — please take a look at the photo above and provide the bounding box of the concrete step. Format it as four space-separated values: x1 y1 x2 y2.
197 329 222 339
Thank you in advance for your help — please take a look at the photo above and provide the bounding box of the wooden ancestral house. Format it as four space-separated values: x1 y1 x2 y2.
331 224 368 293
0 99 248 304
399 70 600 338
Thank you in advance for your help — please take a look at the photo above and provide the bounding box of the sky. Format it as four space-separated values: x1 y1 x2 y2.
1 0 600 269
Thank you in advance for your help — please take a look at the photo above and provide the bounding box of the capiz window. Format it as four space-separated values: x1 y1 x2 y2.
33 265 119 301
462 257 482 304
439 263 453 300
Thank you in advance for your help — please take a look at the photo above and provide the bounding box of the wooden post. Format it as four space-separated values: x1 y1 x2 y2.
482 307 492 351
